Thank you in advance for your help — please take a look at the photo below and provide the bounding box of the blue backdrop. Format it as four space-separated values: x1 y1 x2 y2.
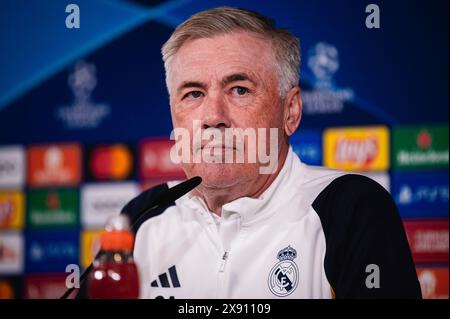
0 0 448 144
0 0 448 299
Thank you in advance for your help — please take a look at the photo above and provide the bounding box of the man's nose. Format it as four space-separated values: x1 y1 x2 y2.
201 93 231 130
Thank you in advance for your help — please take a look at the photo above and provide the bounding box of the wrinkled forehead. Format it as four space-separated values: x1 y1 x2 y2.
166 31 277 90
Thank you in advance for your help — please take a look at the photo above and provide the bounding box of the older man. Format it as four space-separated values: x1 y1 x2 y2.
128 7 421 299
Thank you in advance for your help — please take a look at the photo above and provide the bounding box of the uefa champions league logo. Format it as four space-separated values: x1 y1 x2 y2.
302 42 354 115
268 245 299 297
56 61 110 129
307 42 340 89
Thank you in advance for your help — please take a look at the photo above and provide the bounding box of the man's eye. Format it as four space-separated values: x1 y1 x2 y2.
231 86 249 96
184 91 203 99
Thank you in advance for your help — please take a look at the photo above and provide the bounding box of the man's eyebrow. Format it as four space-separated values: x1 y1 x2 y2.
222 73 257 86
177 81 207 94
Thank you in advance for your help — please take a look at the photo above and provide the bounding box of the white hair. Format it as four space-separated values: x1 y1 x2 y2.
161 7 300 97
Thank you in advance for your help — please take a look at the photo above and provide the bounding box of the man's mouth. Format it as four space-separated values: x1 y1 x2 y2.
199 144 237 153
201 144 236 149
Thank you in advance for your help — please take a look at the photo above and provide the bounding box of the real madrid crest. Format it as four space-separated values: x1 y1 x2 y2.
268 245 299 297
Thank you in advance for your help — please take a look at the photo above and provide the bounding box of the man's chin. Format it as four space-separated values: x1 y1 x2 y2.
199 177 240 190
185 164 255 190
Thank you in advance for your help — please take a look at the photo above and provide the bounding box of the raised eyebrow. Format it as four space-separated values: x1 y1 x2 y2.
177 81 207 94
222 73 257 86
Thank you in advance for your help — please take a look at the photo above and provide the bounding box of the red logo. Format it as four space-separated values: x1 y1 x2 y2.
139 139 185 180
417 130 432 150
89 144 133 180
27 144 82 187
416 267 448 299
46 192 60 210
24 274 72 299
403 219 449 263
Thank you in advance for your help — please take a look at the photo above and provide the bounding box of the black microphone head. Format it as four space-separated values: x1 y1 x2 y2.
121 176 202 230
158 176 202 207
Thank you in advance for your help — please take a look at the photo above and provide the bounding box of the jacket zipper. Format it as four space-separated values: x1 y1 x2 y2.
219 251 229 272
217 250 229 298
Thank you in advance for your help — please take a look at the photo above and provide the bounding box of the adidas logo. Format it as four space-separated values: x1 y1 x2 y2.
151 265 181 288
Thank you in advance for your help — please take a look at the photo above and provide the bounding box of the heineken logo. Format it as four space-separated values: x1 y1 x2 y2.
393 126 448 169
27 189 78 228
397 150 448 166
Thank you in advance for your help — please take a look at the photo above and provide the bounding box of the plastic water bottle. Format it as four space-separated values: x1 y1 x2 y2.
88 215 140 299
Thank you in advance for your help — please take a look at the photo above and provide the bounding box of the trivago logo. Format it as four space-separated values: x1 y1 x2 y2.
393 125 449 170
0 191 24 230
324 126 389 171
87 144 134 181
27 143 82 187
26 189 79 228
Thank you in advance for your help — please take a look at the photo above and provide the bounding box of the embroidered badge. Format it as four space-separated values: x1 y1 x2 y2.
268 245 299 297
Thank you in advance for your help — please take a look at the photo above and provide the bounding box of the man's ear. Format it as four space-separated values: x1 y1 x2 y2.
283 86 302 136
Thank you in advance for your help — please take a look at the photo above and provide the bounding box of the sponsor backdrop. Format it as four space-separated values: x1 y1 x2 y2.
0 0 448 299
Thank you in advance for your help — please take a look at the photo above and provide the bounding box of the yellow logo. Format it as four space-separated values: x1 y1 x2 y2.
0 191 24 229
324 126 389 171
81 230 102 268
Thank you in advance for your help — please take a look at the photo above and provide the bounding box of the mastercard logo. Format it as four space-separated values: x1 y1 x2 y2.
90 145 133 180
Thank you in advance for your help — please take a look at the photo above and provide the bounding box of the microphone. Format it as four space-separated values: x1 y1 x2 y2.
60 176 202 299
126 176 202 231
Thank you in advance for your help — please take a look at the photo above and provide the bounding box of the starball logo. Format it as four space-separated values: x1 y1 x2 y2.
302 42 354 116
56 61 110 130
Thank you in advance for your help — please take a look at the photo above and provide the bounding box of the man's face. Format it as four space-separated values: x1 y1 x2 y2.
168 31 286 189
